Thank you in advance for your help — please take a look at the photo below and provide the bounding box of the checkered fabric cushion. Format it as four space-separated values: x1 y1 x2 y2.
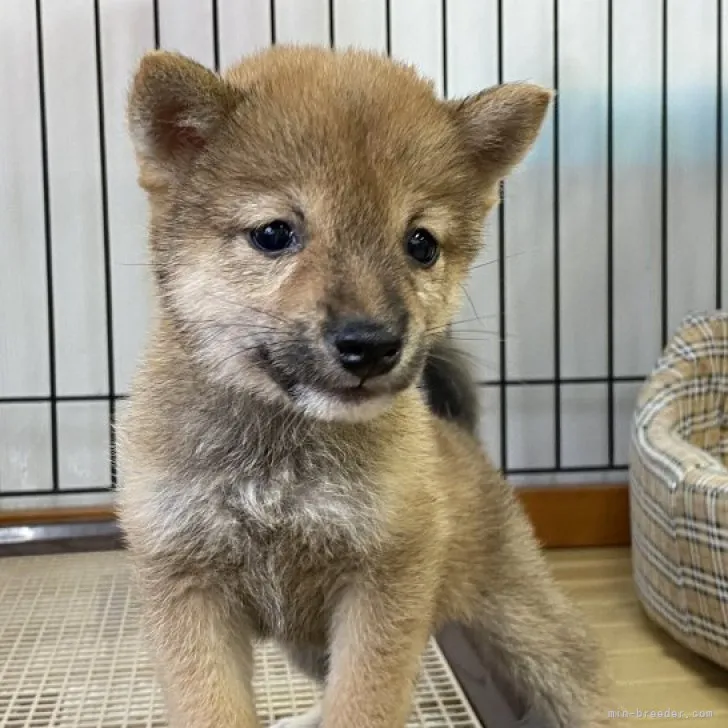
630 311 728 670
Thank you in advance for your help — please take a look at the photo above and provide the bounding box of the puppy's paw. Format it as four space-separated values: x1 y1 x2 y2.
270 703 322 728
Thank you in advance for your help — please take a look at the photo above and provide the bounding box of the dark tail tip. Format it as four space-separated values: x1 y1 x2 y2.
420 337 479 435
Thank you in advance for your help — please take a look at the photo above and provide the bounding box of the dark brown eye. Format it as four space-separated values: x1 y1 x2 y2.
406 228 440 267
249 220 299 256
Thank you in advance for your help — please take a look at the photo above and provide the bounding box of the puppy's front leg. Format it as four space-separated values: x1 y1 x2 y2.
322 575 434 728
138 576 260 728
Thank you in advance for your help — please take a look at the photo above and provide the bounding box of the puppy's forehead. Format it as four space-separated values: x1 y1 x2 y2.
224 46 439 107
221 47 464 185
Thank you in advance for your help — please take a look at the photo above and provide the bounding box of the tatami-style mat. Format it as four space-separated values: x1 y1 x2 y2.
0 551 479 727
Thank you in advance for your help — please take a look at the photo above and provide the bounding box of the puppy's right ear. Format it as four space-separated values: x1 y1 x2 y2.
127 51 241 188
448 83 553 184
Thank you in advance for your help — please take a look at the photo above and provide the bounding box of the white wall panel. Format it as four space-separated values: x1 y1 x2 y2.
0 0 50 397
558 0 608 378
445 0 498 99
333 0 386 52
99 0 156 395
502 0 556 470
158 0 215 67
274 0 330 46
556 0 610 470
218 0 272 68
506 386 554 471
666 0 718 336
42 0 108 396
390 0 444 97
502 0 555 381
57 402 110 490
560 385 608 468
612 0 663 376
0 405 52 494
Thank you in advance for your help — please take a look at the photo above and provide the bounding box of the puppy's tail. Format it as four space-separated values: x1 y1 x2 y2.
421 336 480 435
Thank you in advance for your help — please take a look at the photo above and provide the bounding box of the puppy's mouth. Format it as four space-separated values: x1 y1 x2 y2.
255 343 418 409
325 383 382 402
272 366 393 404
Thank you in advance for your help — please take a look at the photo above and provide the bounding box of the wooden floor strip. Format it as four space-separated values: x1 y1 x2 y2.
547 548 728 725
0 483 632 549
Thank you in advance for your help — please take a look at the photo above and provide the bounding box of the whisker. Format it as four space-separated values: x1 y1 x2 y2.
425 348 500 373
213 339 294 369
446 328 503 336
469 247 536 271
427 315 485 334
453 312 499 321
446 336 514 344
199 290 295 327
185 320 287 333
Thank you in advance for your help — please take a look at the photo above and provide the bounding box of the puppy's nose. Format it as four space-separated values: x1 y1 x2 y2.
325 318 403 378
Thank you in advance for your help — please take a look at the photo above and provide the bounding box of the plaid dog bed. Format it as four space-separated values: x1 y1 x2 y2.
629 311 728 670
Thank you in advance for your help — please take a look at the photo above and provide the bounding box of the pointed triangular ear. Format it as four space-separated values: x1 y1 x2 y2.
127 50 242 189
448 83 553 182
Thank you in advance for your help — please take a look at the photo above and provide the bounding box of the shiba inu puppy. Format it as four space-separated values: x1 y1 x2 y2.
118 46 609 728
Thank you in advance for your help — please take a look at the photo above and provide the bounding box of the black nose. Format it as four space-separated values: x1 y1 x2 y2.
325 318 403 379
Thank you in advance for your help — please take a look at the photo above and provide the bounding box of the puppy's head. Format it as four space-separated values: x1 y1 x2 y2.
128 46 551 422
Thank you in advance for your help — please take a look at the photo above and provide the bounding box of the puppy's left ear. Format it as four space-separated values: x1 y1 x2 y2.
448 83 553 182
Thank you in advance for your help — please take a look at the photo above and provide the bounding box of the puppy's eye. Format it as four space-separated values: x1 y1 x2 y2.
249 220 299 256
406 228 440 267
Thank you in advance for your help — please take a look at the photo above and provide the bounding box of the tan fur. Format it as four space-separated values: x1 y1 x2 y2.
118 46 610 728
